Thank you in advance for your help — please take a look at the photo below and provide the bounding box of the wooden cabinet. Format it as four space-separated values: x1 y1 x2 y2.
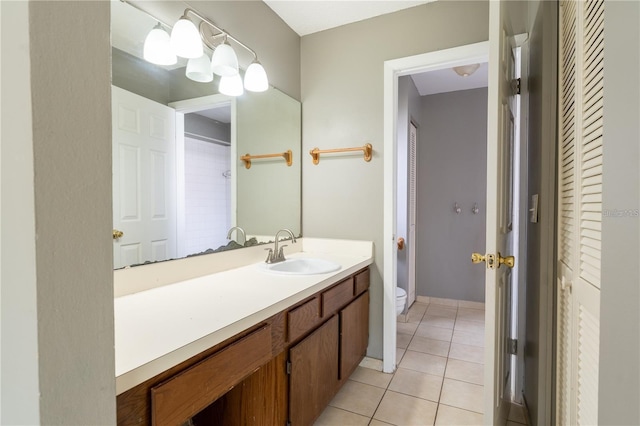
288 271 370 425
340 291 369 381
117 267 370 426
151 325 272 425
289 316 339 425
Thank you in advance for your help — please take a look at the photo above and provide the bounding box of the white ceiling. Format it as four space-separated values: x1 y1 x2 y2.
193 106 232 124
263 0 486 95
411 63 488 96
263 0 434 36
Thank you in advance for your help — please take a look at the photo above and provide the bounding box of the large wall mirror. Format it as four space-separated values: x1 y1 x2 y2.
111 1 301 269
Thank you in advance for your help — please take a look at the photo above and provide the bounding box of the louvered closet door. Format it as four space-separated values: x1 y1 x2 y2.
556 1 603 425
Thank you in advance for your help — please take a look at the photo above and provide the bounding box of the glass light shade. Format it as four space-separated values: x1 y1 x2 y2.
186 54 213 83
452 63 481 77
244 61 269 92
219 74 244 97
143 24 177 66
211 41 239 77
170 16 203 59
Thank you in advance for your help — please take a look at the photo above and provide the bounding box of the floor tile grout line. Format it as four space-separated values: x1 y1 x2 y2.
433 305 458 425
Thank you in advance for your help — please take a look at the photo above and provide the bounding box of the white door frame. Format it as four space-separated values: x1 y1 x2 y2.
169 94 235 258
382 41 490 374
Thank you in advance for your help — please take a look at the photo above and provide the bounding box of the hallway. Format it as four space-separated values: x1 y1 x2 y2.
315 299 528 425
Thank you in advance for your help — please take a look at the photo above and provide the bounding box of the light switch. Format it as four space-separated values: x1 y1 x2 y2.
530 194 539 223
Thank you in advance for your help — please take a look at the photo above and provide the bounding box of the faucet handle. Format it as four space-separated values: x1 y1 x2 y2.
264 248 274 263
278 245 288 257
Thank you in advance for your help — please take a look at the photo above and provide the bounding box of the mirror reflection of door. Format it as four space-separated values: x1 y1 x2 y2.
112 86 177 269
180 106 232 258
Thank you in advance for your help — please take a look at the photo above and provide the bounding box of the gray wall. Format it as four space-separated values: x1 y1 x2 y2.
1 1 116 423
417 88 487 302
112 47 222 105
31 2 116 423
236 89 302 236
1 1 41 423
599 1 640 424
396 76 422 296
523 0 557 424
185 113 230 144
301 0 490 359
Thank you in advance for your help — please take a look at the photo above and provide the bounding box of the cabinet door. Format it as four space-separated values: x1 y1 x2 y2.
340 291 369 381
289 315 339 426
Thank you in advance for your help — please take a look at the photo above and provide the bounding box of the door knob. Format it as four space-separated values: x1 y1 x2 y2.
397 237 405 250
499 254 515 268
471 252 515 269
113 229 124 240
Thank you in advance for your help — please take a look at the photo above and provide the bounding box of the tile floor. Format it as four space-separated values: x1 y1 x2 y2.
314 298 528 426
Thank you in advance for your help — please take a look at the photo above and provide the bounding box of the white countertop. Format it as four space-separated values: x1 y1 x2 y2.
114 238 373 395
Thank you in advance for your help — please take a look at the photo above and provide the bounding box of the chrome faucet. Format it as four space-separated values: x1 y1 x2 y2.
265 228 297 264
226 226 246 245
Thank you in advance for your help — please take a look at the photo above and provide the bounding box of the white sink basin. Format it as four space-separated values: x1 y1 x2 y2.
258 258 341 275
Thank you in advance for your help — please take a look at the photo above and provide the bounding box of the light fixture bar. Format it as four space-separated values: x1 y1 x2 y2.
184 8 258 60
119 0 172 31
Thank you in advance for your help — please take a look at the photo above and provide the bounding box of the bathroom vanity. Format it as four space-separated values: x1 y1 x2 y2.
114 239 373 426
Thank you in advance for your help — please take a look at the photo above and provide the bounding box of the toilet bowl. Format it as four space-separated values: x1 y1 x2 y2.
396 287 407 315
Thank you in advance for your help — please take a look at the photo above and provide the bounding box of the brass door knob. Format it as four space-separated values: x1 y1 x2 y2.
113 229 124 240
471 252 515 269
397 237 405 250
498 254 515 268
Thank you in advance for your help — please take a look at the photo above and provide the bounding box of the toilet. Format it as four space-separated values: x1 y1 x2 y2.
396 287 407 315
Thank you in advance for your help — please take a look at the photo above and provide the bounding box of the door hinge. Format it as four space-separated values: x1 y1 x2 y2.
507 338 518 355
286 360 292 375
511 78 521 95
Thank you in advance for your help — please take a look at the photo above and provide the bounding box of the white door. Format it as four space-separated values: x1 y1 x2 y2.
112 86 177 268
482 1 519 423
407 121 418 306
556 0 603 423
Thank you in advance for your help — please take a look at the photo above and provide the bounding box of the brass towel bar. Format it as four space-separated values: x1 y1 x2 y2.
240 150 293 169
309 143 373 165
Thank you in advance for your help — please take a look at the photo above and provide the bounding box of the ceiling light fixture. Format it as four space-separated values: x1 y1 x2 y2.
127 1 269 96
452 63 481 77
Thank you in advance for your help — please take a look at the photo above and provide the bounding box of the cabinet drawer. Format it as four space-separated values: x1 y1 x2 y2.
322 277 354 317
150 324 272 426
288 297 320 342
354 269 370 296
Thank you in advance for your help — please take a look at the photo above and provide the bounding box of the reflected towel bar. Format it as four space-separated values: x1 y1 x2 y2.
241 150 293 169
309 143 373 165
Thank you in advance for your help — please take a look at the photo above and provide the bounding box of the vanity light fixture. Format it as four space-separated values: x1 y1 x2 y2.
170 14 203 59
219 74 244 97
172 7 268 94
452 63 481 77
210 36 239 77
244 60 269 92
143 23 177 66
186 53 214 83
129 0 269 95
